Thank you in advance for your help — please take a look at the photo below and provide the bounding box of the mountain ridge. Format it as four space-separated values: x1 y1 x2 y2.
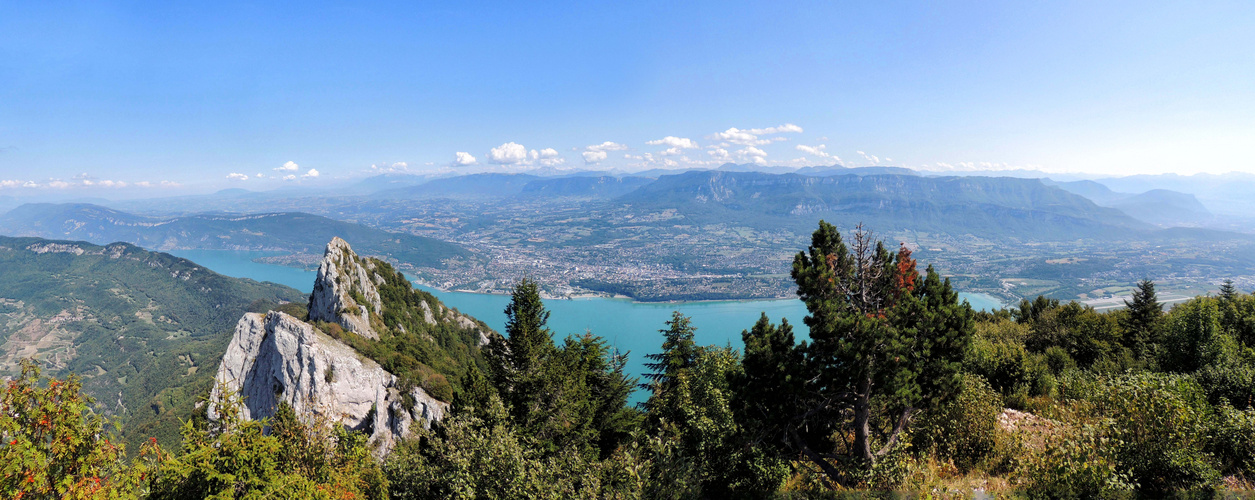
0 203 472 268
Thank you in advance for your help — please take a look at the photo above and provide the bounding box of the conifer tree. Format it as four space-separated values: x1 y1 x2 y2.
485 279 555 433
1122 279 1163 357
735 314 807 456
642 311 698 397
789 221 972 485
1220 279 1238 302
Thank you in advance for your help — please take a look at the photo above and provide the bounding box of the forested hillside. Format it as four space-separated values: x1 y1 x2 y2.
0 236 308 452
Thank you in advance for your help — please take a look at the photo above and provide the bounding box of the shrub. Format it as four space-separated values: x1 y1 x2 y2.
1042 346 1075 374
1016 420 1134 497
1196 360 1255 409
912 374 1004 472
142 383 387 499
1 360 137 498
1091 372 1221 491
1212 404 1255 480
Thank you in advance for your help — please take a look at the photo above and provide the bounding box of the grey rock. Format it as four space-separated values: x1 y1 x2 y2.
210 311 446 455
308 237 383 340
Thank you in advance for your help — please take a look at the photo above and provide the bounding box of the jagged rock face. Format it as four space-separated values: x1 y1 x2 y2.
308 237 383 340
210 311 447 455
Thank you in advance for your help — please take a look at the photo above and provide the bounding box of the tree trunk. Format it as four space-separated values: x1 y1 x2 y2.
853 376 874 464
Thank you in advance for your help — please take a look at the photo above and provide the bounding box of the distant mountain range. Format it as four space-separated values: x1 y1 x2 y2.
614 170 1149 239
1090 172 1255 217
0 204 471 267
375 173 655 200
1049 180 1213 227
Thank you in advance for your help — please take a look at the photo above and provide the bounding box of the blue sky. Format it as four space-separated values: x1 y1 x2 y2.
1 0 1252 194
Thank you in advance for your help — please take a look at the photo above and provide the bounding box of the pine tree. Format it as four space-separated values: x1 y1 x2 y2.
735 314 807 455
790 221 973 485
1220 279 1238 302
642 311 698 395
1122 279 1163 358
484 279 555 430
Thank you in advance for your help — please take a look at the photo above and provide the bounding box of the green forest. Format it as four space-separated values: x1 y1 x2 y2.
4 221 1255 498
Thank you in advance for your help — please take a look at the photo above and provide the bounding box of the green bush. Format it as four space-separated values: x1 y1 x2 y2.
911 374 1004 472
1196 360 1255 409
1091 372 1221 491
1212 403 1255 479
1 360 138 498
1016 420 1134 498
965 320 1057 400
1042 345 1075 374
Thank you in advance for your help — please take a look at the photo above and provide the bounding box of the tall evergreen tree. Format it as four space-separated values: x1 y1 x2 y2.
790 221 972 485
735 314 807 458
642 311 699 396
1014 295 1060 324
1220 279 1239 302
1122 279 1163 357
484 279 639 457
484 279 555 434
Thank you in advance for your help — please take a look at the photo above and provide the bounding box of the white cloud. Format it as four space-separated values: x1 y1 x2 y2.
737 147 768 163
747 124 803 135
283 174 296 181
454 152 478 166
539 157 566 167
711 128 767 146
488 142 528 164
708 148 731 161
538 148 560 158
275 161 299 172
585 141 628 152
48 180 70 188
579 142 627 165
857 151 880 165
226 173 249 181
369 162 410 173
646 136 699 149
796 144 841 164
709 124 803 146
302 168 320 178
22 181 37 188
0 180 20 188
582 150 608 164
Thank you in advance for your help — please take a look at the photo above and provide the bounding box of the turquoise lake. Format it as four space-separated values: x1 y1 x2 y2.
171 249 1004 399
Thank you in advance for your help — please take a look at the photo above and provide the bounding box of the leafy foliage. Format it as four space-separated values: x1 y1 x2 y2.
1 360 138 498
484 279 639 458
141 385 387 499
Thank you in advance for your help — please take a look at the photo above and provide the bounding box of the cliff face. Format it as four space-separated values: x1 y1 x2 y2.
210 311 446 454
308 237 383 340
209 236 496 455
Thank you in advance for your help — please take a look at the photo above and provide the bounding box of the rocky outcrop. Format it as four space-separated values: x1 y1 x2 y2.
439 303 493 346
308 237 384 340
210 311 446 455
